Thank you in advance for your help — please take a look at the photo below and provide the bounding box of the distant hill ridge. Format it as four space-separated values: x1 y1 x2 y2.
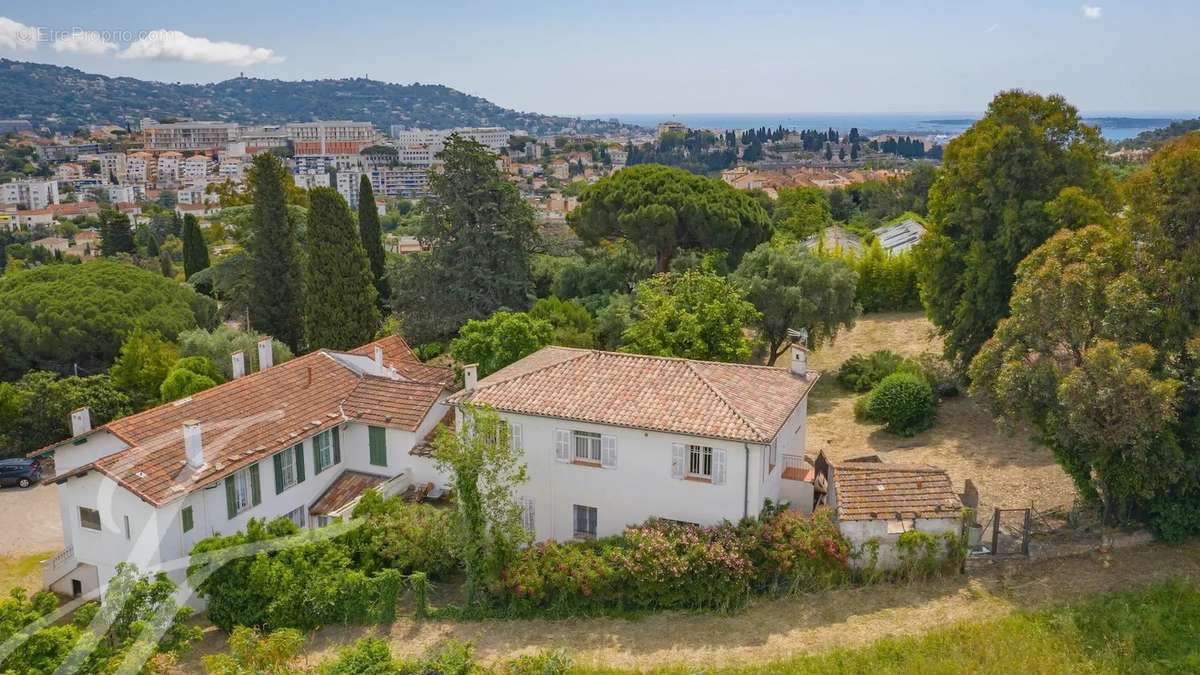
0 59 632 135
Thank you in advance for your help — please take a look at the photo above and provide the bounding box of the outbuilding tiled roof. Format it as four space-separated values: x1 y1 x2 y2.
832 461 961 521
309 470 388 516
453 347 817 444
45 336 450 506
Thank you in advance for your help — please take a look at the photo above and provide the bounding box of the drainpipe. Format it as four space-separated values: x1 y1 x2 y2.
743 443 751 519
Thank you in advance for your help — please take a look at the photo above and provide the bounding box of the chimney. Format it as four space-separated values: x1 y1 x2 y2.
183 421 204 469
70 407 92 436
374 345 384 374
257 337 273 371
231 350 246 379
790 343 808 377
463 363 478 392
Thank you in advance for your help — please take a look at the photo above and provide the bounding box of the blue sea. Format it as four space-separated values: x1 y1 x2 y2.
595 112 1197 142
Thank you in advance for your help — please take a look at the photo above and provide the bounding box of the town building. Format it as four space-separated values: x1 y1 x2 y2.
181 155 214 182
287 121 379 156
390 126 513 152
36 336 454 602
142 120 240 152
445 344 818 540
0 179 61 210
126 152 155 184
155 152 183 187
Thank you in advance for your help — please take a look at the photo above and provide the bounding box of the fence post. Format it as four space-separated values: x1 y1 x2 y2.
1022 509 1032 556
992 507 1001 556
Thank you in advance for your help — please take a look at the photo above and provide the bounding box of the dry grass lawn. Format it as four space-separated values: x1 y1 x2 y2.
0 550 55 596
805 312 1075 514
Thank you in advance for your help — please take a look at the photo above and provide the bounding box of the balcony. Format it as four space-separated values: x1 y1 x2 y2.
781 454 814 482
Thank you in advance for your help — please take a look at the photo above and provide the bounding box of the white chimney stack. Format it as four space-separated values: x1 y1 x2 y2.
790 343 808 377
463 364 478 392
183 421 204 469
374 345 384 374
70 407 92 436
232 350 246 379
257 337 273 371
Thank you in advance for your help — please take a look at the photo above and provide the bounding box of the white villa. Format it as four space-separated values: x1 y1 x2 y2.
37 337 825 600
37 337 455 600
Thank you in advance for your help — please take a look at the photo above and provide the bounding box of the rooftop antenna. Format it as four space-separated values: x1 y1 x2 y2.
787 327 809 348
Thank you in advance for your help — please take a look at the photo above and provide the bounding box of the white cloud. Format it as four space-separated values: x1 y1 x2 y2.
52 30 118 55
985 24 999 33
0 16 38 52
1082 5 1103 19
119 29 282 66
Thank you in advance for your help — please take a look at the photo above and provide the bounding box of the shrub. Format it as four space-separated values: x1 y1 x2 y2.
744 509 851 594
348 491 461 578
317 637 398 675
836 350 906 392
895 530 966 581
864 372 937 436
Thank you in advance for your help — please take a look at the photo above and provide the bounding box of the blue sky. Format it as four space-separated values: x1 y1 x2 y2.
1 1 1196 115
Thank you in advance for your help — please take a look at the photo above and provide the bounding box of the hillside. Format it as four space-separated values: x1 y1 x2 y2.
1118 117 1200 149
0 59 632 135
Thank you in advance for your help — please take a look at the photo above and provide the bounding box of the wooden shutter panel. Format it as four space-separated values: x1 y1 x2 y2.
294 444 305 483
671 443 686 479
224 476 236 519
600 435 617 468
554 430 570 462
713 449 727 485
332 427 342 465
369 426 386 466
509 423 523 451
249 464 261 506
182 506 193 533
313 439 323 475
273 453 285 494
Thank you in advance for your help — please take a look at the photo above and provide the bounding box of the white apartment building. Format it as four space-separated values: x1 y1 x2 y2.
156 152 183 186
446 344 819 541
293 155 361 174
126 153 154 184
78 152 129 183
334 171 364 208
390 126 514 152
293 172 332 190
142 120 240 152
37 337 454 603
0 179 60 210
218 159 246 182
182 156 214 181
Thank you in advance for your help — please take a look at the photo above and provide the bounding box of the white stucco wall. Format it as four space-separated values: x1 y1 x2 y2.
49 430 128 474
839 517 960 570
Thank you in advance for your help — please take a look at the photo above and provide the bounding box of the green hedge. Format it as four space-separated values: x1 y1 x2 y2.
861 372 937 437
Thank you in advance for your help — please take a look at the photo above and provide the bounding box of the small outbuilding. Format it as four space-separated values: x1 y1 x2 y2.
816 452 962 569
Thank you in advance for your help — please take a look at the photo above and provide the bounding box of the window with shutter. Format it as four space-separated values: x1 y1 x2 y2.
314 430 333 474
509 423 523 451
573 431 602 463
249 463 261 506
554 429 570 462
573 504 597 539
369 426 387 466
294 443 305 483
686 445 714 480
227 468 254 518
518 496 535 534
600 435 617 468
181 506 193 533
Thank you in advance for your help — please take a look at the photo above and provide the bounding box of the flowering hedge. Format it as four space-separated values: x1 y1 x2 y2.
496 509 849 614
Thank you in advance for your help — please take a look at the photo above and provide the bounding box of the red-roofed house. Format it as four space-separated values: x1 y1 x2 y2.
450 343 819 541
37 335 453 601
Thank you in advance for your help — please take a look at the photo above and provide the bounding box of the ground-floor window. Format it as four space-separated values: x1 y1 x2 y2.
573 504 597 539
286 506 306 529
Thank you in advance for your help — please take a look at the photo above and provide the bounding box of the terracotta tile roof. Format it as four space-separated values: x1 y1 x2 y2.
832 461 961 521
453 347 818 444
309 470 388 516
45 336 450 506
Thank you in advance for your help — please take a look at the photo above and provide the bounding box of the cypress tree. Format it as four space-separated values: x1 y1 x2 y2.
356 174 389 308
181 214 210 279
303 187 379 350
159 248 173 278
99 210 134 256
248 153 305 351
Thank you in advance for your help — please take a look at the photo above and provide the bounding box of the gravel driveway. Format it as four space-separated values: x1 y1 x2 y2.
0 483 63 556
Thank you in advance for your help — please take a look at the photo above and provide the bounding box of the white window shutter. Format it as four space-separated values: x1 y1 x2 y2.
509 423 523 451
713 448 727 485
671 443 685 479
519 496 535 533
601 434 617 468
554 429 570 462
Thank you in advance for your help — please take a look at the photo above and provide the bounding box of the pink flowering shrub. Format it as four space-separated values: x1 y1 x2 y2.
493 509 850 614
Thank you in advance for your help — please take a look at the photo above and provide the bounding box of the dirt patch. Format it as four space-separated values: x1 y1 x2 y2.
805 312 1075 515
0 484 64 556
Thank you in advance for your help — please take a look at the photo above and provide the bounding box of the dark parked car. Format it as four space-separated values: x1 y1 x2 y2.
0 458 41 488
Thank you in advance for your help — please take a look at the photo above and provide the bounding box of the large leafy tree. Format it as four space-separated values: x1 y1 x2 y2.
569 164 771 273
2 371 131 457
393 136 538 343
356 174 389 308
0 260 216 378
732 243 860 365
248 153 305 351
109 328 179 410
772 186 831 239
529 295 597 348
621 269 761 362
450 311 553 378
177 325 293 379
304 188 379 350
916 90 1114 368
181 213 211 281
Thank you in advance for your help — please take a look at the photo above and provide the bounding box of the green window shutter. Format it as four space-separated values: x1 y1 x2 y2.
273 453 285 494
369 426 387 466
224 476 236 519
332 427 342 465
314 438 324 475
250 464 261 506
182 506 193 533
294 444 305 483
